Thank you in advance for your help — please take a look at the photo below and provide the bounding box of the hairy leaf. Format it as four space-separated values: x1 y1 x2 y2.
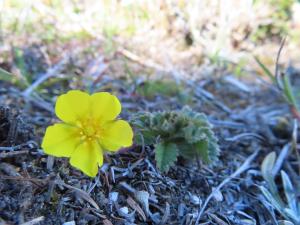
155 142 178 172
131 106 220 171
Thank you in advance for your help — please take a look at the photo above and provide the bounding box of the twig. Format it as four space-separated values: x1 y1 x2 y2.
209 119 246 129
0 140 37 151
20 216 45 225
0 175 50 187
225 133 265 142
195 150 259 224
160 202 170 224
275 37 286 90
119 181 136 194
22 55 69 97
0 150 29 158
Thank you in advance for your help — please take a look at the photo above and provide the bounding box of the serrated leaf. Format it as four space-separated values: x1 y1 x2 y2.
195 140 209 163
155 142 178 172
208 142 220 163
135 130 157 146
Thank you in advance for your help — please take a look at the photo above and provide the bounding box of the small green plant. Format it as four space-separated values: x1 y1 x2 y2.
255 40 300 121
13 47 31 83
137 79 177 98
233 58 248 77
260 152 300 224
136 79 188 101
131 106 220 172
0 67 28 88
252 0 294 42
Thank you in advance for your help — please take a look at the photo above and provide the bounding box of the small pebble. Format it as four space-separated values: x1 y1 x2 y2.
120 206 129 214
189 194 202 205
109 192 118 202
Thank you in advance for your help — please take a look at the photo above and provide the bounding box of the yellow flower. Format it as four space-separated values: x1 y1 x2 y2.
41 90 133 177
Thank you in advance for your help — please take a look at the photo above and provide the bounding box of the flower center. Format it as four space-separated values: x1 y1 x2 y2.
77 118 101 142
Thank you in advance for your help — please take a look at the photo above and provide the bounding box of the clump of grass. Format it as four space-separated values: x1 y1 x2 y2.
255 39 300 121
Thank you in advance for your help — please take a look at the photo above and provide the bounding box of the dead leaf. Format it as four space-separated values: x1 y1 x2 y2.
127 196 147 222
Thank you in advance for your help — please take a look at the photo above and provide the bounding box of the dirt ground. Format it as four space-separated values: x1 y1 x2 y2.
0 59 298 224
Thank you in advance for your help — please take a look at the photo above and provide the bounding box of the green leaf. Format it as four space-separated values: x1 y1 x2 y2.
195 140 209 163
155 142 178 172
261 152 284 202
0 68 15 82
260 186 285 214
254 56 276 83
177 143 195 160
0 67 28 88
281 171 297 214
261 152 276 182
282 74 299 111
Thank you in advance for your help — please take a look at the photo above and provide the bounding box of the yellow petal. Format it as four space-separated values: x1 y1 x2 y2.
55 90 91 124
91 92 121 123
42 123 80 157
70 141 103 177
100 120 133 152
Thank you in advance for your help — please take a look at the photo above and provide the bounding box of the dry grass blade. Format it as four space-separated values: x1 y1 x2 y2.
127 196 147 222
103 219 114 225
160 202 170 225
55 179 100 210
